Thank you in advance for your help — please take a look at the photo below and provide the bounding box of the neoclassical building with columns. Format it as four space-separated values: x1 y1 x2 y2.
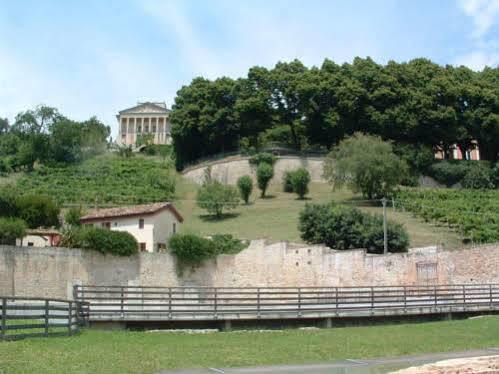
117 102 172 146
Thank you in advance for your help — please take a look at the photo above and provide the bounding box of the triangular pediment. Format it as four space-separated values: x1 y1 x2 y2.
119 102 169 115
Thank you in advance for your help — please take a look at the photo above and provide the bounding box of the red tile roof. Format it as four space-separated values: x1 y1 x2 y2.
80 202 183 223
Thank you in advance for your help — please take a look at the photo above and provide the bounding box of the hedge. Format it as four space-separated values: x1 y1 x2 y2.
60 227 138 256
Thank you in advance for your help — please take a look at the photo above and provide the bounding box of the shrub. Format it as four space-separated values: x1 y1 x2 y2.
298 203 409 253
323 133 408 199
282 171 294 192
291 168 310 199
169 233 217 270
236 175 253 204
16 194 60 228
64 206 83 227
493 161 499 188
196 180 239 218
249 152 277 167
60 226 138 256
427 161 470 186
0 158 11 175
169 233 248 272
461 163 494 189
0 185 19 218
256 162 274 197
0 217 27 245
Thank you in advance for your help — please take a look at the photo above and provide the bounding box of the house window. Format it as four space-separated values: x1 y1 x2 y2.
27 242 34 247
139 218 144 229
139 243 146 252
172 222 176 234
102 222 111 229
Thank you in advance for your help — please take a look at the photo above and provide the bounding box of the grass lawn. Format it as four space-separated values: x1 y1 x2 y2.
1 317 498 373
177 181 462 249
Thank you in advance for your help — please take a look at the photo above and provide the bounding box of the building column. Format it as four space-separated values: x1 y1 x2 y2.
126 117 130 145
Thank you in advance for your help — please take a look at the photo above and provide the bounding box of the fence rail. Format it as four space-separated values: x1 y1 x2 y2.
0 297 89 340
74 284 499 322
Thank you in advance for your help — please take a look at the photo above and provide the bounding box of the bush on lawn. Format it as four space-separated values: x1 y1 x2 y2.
60 226 138 256
0 217 27 245
237 175 253 204
461 163 494 189
196 180 239 218
249 152 276 167
256 162 274 197
298 203 409 253
282 171 294 192
291 168 310 199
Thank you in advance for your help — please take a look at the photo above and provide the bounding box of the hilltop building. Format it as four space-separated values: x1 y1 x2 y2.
117 102 172 146
80 202 183 253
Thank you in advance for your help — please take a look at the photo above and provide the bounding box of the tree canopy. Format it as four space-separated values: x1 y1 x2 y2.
170 58 499 168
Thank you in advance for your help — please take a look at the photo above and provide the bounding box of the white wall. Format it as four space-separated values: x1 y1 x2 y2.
16 235 49 247
87 209 181 253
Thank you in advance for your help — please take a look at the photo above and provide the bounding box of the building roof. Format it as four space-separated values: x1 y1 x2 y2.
26 228 61 236
118 102 170 115
80 202 184 223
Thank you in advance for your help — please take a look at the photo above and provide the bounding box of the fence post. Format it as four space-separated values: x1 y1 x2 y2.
44 300 49 336
257 288 260 318
434 286 437 308
403 286 407 313
298 288 301 317
335 287 339 315
490 284 493 309
214 288 218 319
370 287 374 313
1 298 6 340
463 285 466 310
68 301 73 335
120 287 124 318
168 287 172 320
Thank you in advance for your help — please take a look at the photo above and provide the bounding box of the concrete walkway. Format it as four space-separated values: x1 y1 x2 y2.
159 348 499 374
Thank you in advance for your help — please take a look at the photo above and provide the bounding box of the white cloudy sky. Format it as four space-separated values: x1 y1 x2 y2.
0 0 498 137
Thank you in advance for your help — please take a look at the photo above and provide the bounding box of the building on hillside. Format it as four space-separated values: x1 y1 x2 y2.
16 228 62 247
116 102 172 146
435 142 480 160
79 202 183 253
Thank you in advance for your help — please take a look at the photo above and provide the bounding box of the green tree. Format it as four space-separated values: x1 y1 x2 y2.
196 180 239 218
323 133 408 199
237 175 253 204
16 194 60 228
256 162 274 197
291 168 311 199
0 217 27 245
0 118 9 133
64 206 84 227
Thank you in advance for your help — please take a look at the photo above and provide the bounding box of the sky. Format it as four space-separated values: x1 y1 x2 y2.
1 0 498 138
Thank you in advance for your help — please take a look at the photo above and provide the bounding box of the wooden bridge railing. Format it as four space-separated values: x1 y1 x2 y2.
0 297 89 340
74 284 499 321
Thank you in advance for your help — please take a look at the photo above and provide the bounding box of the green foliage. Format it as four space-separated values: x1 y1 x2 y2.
256 162 274 197
282 171 294 192
0 217 27 245
0 186 19 217
493 161 499 188
290 168 311 199
60 226 138 256
461 163 494 189
15 194 60 228
323 133 408 199
171 58 499 168
169 233 248 271
117 145 134 158
236 175 253 204
394 188 499 243
196 180 239 218
298 203 409 253
15 155 176 205
64 206 83 227
249 152 277 167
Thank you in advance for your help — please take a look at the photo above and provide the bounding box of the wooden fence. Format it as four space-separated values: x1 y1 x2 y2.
0 297 89 340
74 284 499 322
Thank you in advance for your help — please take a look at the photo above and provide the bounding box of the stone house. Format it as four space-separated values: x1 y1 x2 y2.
16 228 62 247
79 202 183 253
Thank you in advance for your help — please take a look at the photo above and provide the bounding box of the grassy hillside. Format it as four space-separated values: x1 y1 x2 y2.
12 154 175 206
1 153 464 248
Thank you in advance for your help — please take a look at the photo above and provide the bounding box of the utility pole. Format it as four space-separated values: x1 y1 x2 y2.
382 197 388 254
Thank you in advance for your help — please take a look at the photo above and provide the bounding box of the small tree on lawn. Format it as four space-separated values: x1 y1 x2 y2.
256 162 274 198
291 168 310 199
196 180 239 218
323 133 408 199
237 175 253 204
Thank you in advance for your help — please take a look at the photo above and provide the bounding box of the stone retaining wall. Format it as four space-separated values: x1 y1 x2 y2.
1 242 498 300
